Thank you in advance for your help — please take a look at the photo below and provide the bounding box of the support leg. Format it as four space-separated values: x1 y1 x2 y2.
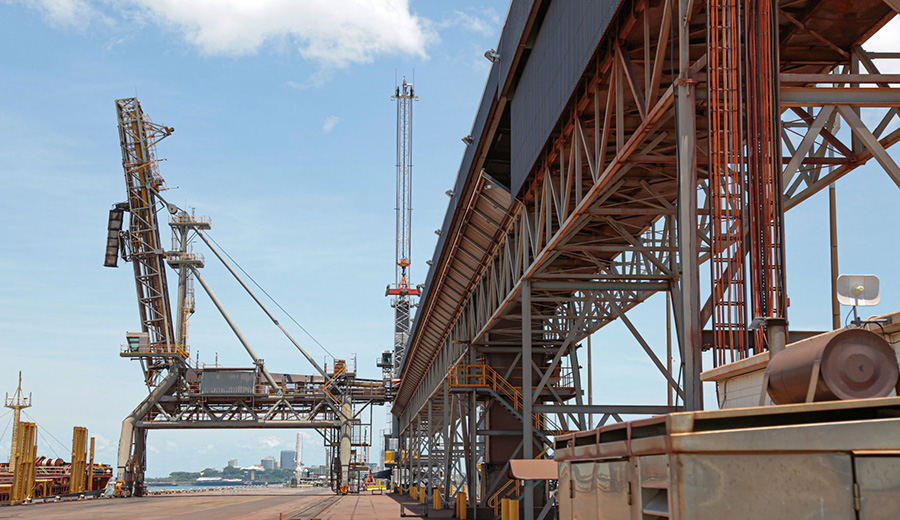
675 0 703 411
339 401 352 494
522 279 534 520
115 371 178 497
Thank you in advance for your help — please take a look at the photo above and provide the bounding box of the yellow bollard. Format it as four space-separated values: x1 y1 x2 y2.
433 488 441 510
456 491 467 519
501 498 521 520
411 485 417 500
420 487 426 504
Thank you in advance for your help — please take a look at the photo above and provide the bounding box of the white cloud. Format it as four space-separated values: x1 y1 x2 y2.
285 67 338 90
94 434 112 451
8 0 431 69
258 435 282 449
128 0 431 67
4 0 95 27
322 115 342 133
435 8 501 37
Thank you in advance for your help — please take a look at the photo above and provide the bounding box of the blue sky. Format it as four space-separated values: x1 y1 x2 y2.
1 1 899 477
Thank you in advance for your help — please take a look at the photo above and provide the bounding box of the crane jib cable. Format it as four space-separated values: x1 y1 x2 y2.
201 232 336 359
22 411 66 459
0 414 13 447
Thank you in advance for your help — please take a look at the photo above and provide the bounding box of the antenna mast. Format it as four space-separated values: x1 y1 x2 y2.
386 77 419 379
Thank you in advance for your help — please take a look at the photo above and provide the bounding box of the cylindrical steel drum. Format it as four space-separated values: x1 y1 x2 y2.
766 328 898 404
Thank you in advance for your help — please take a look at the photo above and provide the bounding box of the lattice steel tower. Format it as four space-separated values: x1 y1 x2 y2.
386 77 419 380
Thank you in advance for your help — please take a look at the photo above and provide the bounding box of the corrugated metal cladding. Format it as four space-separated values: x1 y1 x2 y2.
200 370 256 395
498 0 537 93
510 0 621 197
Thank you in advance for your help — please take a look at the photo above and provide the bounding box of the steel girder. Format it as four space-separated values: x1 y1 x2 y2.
398 0 900 431
394 1 900 519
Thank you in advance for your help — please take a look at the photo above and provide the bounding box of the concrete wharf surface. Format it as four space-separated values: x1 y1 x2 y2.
0 488 456 520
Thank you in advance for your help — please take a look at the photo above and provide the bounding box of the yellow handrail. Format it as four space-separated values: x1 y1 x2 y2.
487 478 520 514
322 364 347 412
449 364 568 435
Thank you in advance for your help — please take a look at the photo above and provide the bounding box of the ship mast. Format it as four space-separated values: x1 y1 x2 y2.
5 372 32 468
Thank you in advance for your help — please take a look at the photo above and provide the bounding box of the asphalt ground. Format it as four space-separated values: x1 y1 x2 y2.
0 488 456 520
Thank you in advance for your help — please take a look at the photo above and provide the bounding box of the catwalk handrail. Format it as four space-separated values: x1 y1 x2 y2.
448 364 569 435
487 478 520 514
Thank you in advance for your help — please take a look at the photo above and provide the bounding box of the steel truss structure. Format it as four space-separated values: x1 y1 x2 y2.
390 1 900 519
115 98 178 386
108 98 387 497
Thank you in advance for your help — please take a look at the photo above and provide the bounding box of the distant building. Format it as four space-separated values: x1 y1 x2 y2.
261 456 276 471
281 450 297 470
227 459 238 468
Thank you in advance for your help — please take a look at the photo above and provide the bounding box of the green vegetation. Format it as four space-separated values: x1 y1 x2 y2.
146 471 200 484
146 465 297 484
222 465 243 477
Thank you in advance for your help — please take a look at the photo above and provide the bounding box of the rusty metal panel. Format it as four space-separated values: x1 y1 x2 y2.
671 416 900 454
594 460 630 520
855 456 900 519
674 453 855 519
571 462 596 520
509 458 559 480
639 455 669 492
638 455 670 518
200 370 255 395
558 461 573 520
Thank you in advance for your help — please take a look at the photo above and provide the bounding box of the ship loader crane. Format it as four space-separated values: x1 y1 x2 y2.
104 98 385 497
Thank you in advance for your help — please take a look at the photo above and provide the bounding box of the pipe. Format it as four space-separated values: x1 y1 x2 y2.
195 231 328 379
829 183 841 330
766 317 788 356
189 267 281 394
115 370 179 492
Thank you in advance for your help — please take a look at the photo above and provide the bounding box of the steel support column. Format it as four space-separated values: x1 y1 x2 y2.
443 380 452 507
522 279 534 519
469 386 477 513
676 0 703 410
427 402 434 505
